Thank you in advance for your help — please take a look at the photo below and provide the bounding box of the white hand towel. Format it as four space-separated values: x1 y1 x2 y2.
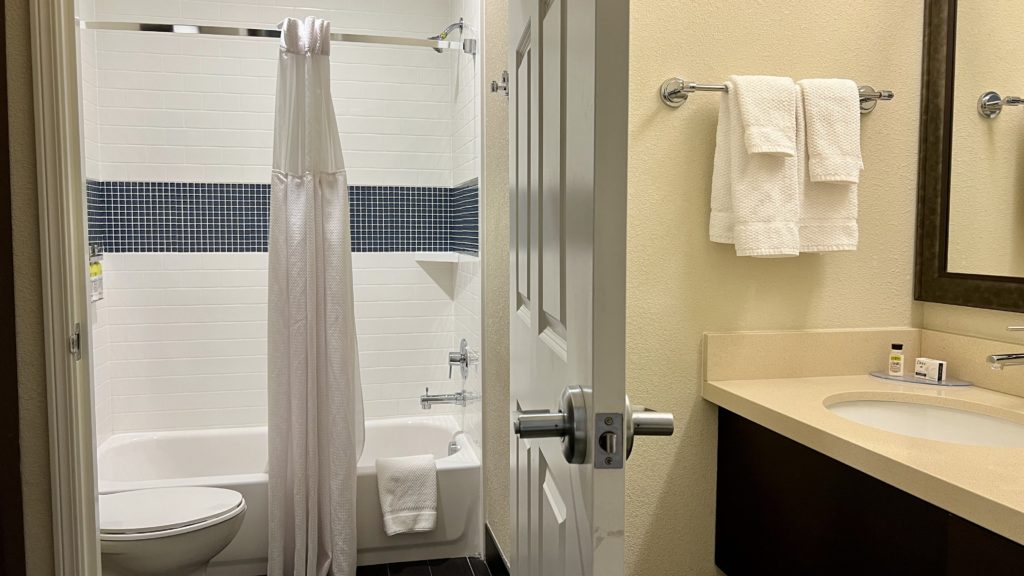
709 85 737 245
376 455 437 536
798 79 863 183
710 79 801 257
731 75 799 157
796 84 859 252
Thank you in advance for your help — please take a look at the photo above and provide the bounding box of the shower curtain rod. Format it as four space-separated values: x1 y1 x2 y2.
78 20 476 54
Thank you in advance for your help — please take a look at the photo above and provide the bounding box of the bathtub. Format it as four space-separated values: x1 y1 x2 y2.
97 415 482 574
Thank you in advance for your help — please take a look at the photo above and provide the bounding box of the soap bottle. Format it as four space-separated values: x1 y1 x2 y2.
89 244 104 302
888 343 904 377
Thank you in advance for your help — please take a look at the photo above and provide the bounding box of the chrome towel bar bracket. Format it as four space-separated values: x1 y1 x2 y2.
659 77 894 114
978 91 1024 119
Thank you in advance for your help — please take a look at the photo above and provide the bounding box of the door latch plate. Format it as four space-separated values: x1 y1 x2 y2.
595 413 624 469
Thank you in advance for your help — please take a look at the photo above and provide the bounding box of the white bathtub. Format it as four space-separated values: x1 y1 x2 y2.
97 415 482 574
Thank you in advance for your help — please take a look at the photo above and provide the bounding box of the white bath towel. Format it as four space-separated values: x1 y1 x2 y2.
798 79 863 183
376 455 437 536
732 75 799 156
710 78 801 257
797 84 859 252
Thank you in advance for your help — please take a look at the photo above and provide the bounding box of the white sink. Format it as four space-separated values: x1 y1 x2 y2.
827 399 1024 448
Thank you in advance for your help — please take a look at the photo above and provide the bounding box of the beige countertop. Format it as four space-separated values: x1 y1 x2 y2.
703 375 1024 545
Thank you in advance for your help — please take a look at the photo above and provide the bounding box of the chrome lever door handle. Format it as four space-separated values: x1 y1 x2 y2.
632 409 675 436
513 386 587 464
514 412 569 438
625 396 674 460
513 390 674 465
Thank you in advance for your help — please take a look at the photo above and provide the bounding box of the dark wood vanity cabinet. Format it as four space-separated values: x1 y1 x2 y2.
715 410 1024 576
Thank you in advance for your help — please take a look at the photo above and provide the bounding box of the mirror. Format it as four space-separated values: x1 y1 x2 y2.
947 0 1024 277
916 0 1024 311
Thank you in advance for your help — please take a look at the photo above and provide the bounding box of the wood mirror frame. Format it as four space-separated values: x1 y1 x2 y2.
915 0 1024 312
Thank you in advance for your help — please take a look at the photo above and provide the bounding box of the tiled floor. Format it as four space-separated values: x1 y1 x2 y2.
357 556 491 576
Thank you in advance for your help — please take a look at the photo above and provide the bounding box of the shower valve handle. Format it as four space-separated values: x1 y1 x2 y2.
448 351 465 378
447 338 471 379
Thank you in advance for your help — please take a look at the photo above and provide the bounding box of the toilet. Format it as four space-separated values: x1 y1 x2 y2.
99 487 246 576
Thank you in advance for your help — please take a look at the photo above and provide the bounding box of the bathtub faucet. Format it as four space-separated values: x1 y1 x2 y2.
420 388 471 409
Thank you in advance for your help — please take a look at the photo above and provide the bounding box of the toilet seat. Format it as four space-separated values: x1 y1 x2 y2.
100 487 245 542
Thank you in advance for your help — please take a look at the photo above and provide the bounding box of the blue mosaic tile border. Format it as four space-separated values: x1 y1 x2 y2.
450 180 479 255
86 180 478 254
350 186 450 252
86 180 106 247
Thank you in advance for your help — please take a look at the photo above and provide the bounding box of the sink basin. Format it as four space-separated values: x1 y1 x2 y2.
827 399 1024 448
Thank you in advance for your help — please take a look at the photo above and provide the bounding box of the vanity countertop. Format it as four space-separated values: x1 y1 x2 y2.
704 375 1024 545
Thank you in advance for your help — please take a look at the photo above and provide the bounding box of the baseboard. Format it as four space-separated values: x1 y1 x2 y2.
484 523 510 576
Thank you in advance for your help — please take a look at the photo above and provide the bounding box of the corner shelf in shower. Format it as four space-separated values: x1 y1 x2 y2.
414 252 459 264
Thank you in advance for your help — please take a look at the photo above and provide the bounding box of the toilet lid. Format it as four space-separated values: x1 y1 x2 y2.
100 487 244 535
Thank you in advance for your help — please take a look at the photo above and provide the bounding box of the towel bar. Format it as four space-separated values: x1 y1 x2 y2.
659 77 894 114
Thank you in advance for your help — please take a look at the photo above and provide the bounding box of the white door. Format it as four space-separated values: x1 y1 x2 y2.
508 0 630 574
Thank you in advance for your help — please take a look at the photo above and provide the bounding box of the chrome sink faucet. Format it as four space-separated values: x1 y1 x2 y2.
986 327 1024 370
987 353 1024 370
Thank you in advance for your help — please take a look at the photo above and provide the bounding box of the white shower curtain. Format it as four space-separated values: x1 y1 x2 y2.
268 16 364 576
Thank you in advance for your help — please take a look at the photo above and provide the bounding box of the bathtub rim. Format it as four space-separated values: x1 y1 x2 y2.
97 415 479 494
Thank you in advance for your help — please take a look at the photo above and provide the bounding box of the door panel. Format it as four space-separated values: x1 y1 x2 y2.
540 0 565 335
539 456 568 575
515 39 531 307
508 0 629 574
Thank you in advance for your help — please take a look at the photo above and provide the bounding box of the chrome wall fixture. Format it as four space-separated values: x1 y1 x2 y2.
428 17 476 54
491 71 509 97
978 91 1024 119
513 387 675 466
659 77 895 114
447 338 477 380
420 388 471 409
79 20 477 54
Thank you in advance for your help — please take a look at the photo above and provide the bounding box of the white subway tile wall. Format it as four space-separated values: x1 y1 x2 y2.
90 295 113 445
454 254 482 453
101 252 463 432
446 0 482 456
82 27 101 179
450 0 480 186
91 0 456 187
82 0 109 439
81 0 482 436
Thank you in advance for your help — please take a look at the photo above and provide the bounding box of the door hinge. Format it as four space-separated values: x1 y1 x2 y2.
69 322 81 361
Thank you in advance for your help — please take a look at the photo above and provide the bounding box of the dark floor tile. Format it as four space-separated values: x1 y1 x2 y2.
389 561 431 576
468 557 493 576
357 564 389 576
428 557 474 576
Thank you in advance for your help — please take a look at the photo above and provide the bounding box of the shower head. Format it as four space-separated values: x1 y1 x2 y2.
429 18 465 53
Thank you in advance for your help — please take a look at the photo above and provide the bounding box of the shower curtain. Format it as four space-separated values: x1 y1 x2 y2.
268 16 364 576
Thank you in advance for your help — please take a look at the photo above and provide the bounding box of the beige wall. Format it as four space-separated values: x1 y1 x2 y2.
481 0 511 558
922 302 1024 341
946 0 1024 277
6 0 56 573
625 1 922 574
